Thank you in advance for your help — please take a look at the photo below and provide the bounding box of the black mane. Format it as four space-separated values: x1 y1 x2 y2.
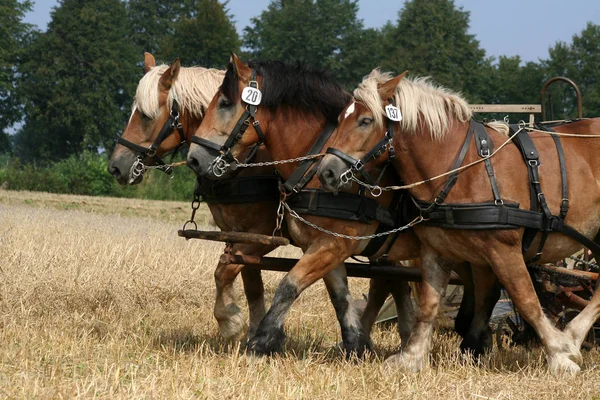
220 60 351 123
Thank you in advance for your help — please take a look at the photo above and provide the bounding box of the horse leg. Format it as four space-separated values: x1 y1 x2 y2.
360 278 391 347
213 258 246 341
564 234 600 349
460 265 500 357
487 250 581 374
389 279 415 349
213 243 271 341
452 262 475 339
247 244 368 356
240 267 266 339
386 247 451 372
322 264 370 356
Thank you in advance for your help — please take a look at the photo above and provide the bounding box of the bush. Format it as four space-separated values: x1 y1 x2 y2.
0 153 196 201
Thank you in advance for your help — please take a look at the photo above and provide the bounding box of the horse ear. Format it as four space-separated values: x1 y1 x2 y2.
230 52 251 83
377 70 408 100
158 58 181 92
144 52 156 73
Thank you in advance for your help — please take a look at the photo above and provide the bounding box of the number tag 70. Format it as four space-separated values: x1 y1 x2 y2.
242 86 262 106
385 104 402 121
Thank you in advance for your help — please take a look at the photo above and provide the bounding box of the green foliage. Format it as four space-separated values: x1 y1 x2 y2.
0 153 196 200
159 0 240 68
379 0 491 101
543 22 600 119
0 0 35 150
243 0 367 89
14 0 139 163
127 0 240 67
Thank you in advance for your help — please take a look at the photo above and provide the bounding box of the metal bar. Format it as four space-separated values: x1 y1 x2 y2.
220 254 463 284
178 230 290 247
470 104 542 113
541 76 583 120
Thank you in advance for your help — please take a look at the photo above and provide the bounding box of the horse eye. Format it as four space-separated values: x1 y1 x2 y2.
140 113 152 121
218 98 232 109
359 117 373 126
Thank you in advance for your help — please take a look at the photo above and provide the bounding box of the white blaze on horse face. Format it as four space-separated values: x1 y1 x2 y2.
128 105 137 125
344 102 355 120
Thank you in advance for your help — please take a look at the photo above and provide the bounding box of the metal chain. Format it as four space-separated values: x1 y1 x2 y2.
234 153 325 169
568 255 599 271
182 179 203 232
282 201 423 240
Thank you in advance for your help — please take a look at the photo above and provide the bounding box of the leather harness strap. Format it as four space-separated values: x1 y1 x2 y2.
413 120 600 258
282 123 337 193
199 175 279 204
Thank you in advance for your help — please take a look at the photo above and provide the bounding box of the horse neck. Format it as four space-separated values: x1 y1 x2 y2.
393 119 471 200
262 106 329 178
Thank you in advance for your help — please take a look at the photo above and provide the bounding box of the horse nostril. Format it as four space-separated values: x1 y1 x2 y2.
187 155 201 172
324 169 335 179
108 164 121 178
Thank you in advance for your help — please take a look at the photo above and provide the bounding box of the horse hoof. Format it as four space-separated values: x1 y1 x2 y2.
385 352 425 372
548 353 581 375
216 308 247 341
246 328 285 355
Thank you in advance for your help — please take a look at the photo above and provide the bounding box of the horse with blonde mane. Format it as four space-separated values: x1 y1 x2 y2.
107 53 412 351
187 54 499 357
318 69 600 374
108 53 284 341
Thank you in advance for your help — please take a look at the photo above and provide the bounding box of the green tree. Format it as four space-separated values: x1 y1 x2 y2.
127 0 186 56
243 0 367 88
159 0 240 68
379 0 491 101
544 23 600 119
15 0 139 163
0 0 35 153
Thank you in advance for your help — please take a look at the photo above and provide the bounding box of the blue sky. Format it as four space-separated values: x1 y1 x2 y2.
25 0 600 63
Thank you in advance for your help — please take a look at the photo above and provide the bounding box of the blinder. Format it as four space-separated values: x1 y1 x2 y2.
117 99 185 175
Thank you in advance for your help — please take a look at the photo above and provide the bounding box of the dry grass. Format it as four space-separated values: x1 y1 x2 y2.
1 189 599 399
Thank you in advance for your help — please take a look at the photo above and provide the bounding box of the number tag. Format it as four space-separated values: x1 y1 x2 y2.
242 86 262 106
385 104 402 121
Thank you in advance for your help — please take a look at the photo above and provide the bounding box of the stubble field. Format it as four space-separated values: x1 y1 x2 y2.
0 189 599 399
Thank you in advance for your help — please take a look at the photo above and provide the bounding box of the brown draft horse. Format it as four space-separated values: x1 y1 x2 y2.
107 53 401 349
108 53 281 341
317 69 600 374
186 54 492 356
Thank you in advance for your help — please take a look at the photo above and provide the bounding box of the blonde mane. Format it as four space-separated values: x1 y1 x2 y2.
354 69 472 140
134 65 225 120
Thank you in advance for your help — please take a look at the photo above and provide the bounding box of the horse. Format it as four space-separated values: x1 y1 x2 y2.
106 53 405 351
186 54 492 357
108 53 281 341
316 69 600 374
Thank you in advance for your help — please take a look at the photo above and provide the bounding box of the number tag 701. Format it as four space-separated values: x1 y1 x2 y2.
242 86 262 106
385 104 402 121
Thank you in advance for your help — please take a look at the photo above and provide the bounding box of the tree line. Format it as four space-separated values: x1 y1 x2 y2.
0 0 599 196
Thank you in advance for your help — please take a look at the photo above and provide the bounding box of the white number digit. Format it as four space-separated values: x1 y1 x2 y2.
385 104 402 121
241 87 262 106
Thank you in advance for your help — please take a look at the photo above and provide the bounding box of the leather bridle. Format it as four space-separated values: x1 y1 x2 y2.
190 69 265 177
117 100 186 175
325 98 398 187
